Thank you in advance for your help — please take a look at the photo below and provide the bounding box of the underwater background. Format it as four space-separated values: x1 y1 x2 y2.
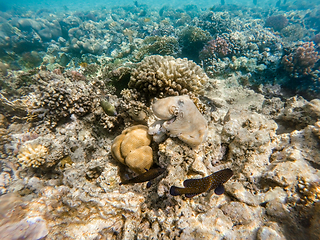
0 0 320 239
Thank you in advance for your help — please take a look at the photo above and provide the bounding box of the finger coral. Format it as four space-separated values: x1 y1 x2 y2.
129 55 209 98
200 36 231 60
17 143 48 168
149 95 208 148
111 125 153 174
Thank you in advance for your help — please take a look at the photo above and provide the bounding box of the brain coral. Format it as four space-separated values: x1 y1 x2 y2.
111 125 153 174
129 55 209 98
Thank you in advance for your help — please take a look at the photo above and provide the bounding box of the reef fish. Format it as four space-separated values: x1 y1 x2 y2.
101 99 117 116
170 168 233 198
120 167 165 185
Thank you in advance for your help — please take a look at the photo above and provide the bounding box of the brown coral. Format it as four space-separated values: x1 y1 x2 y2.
282 42 320 77
129 55 208 98
200 36 231 60
111 125 153 174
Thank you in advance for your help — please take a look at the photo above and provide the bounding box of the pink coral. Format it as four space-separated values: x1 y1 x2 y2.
281 42 320 77
200 36 231 59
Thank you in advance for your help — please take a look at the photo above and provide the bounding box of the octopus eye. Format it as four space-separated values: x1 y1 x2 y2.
169 106 179 116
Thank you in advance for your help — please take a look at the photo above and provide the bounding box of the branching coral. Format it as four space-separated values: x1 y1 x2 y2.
129 55 209 98
200 36 231 60
282 42 320 77
33 72 100 127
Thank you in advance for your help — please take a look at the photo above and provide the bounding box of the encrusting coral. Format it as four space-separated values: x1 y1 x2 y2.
129 55 209 98
111 125 153 174
148 95 208 148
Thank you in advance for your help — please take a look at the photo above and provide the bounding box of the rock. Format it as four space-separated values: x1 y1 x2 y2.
257 224 286 240
227 181 259 206
220 202 263 225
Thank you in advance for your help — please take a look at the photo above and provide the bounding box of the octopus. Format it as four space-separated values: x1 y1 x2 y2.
149 95 208 148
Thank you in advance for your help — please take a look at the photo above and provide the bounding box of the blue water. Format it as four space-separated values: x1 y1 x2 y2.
0 0 319 98
0 0 283 11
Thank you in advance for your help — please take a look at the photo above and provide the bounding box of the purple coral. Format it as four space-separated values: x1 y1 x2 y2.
282 42 320 77
200 36 231 59
265 15 288 32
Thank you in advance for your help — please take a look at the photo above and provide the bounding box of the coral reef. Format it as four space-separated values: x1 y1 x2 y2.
129 55 209 98
265 15 289 32
149 95 208 148
111 125 153 174
134 36 180 61
1 2 320 240
200 36 231 60
30 70 101 127
282 41 320 77
177 26 211 62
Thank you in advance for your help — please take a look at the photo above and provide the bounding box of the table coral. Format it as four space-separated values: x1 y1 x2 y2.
111 125 153 174
149 95 208 148
129 55 208 98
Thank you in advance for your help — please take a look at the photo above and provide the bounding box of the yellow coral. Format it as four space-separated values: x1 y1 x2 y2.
17 144 48 168
111 125 153 174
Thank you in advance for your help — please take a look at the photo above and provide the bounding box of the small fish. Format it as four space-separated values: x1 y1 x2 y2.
101 99 117 116
79 62 88 68
120 167 165 185
170 168 233 198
